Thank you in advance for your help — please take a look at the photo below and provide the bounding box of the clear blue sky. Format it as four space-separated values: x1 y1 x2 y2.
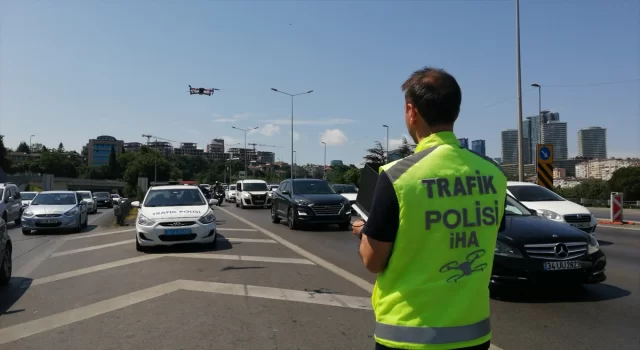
1 0 638 165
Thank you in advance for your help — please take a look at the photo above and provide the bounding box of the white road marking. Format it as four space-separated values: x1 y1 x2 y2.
597 225 640 231
220 237 277 243
490 345 504 350
0 279 372 345
218 206 375 293
14 239 67 278
218 228 257 232
66 228 135 240
31 253 314 286
51 239 136 257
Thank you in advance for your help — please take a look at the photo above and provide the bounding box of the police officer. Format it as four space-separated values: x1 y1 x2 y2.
352 67 507 350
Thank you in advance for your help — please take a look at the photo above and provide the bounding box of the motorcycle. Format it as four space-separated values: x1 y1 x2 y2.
213 191 225 206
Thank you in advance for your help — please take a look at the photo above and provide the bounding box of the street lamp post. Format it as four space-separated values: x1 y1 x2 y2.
271 88 313 179
232 126 258 179
321 142 327 179
382 125 389 163
515 0 525 181
531 83 542 145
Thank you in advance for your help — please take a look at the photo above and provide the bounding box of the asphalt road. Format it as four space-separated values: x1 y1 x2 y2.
588 207 640 222
0 203 637 349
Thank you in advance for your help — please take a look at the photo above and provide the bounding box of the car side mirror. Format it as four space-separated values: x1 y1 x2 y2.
208 199 216 205
131 201 140 208
93 196 97 200
281 190 289 195
529 209 537 216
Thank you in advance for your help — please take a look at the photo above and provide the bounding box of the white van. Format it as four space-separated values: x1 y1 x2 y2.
235 180 271 209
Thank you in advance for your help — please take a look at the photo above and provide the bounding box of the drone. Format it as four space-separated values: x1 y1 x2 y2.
439 249 487 283
189 85 220 96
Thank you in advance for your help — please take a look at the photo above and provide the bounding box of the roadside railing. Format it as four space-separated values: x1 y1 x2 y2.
565 198 640 209
114 198 133 226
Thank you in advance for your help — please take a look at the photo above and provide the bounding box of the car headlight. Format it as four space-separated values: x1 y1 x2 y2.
64 207 79 217
537 209 563 221
588 235 600 254
295 199 310 206
494 241 523 258
22 210 35 218
198 209 216 224
137 214 155 226
242 192 251 198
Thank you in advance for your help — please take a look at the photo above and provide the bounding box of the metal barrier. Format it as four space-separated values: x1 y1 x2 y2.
113 199 133 226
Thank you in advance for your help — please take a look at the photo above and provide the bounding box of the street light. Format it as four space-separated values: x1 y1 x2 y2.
531 83 542 145
271 88 314 179
515 0 525 181
321 142 327 179
232 126 258 179
382 125 389 163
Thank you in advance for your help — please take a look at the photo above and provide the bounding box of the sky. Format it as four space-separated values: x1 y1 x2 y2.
1 0 639 166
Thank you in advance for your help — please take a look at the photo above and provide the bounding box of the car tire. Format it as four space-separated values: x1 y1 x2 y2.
135 239 147 253
14 214 21 225
271 205 280 223
0 244 12 286
338 222 350 231
240 200 245 209
81 214 88 228
288 207 299 230
73 217 83 233
235 201 239 208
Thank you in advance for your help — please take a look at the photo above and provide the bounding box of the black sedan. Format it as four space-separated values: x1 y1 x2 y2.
491 195 606 289
93 192 113 208
271 179 352 230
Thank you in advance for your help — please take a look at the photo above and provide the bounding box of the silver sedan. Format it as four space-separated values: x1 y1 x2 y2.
21 191 89 235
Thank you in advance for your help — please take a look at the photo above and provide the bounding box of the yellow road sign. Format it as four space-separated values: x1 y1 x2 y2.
536 144 554 189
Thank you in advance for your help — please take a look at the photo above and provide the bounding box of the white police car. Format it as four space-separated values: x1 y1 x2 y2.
131 185 217 252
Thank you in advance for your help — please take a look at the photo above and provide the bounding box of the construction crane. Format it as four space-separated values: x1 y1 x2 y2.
248 143 283 152
142 134 177 145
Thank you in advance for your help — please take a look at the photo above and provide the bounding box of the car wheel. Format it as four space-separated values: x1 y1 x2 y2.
271 205 280 224
288 207 299 230
73 217 83 233
135 239 147 253
81 214 88 228
14 213 21 225
240 200 245 209
0 245 12 286
235 201 239 208
338 222 350 231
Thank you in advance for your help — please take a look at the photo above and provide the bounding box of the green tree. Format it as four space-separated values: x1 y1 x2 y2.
608 166 640 201
122 150 182 190
37 150 78 177
58 142 65 152
0 135 11 171
364 141 386 166
16 142 30 153
30 143 47 153
395 137 413 158
342 167 361 186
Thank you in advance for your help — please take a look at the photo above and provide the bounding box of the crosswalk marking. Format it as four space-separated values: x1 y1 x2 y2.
51 239 135 257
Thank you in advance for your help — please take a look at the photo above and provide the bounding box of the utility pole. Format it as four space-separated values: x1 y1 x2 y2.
382 125 389 163
321 142 327 179
515 0 525 181
271 88 314 179
232 126 258 179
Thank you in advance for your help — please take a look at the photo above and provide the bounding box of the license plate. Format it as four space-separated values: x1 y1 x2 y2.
570 223 591 229
544 261 582 271
164 229 191 236
41 219 58 224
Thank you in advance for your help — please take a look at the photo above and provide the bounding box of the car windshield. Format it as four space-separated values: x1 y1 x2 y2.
79 192 92 199
143 188 206 207
229 185 236 191
243 183 268 191
31 193 77 205
333 184 358 193
508 185 565 202
294 181 336 195
94 192 110 199
20 192 37 200
504 195 532 216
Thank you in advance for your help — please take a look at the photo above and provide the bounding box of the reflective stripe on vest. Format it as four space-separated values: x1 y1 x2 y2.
375 317 491 345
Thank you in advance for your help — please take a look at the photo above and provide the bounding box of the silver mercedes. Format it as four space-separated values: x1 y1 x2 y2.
21 191 89 235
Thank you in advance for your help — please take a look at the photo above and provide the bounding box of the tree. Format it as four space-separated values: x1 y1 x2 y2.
608 166 640 201
107 146 119 179
364 141 386 166
16 142 31 153
30 143 48 153
0 135 11 171
36 150 78 177
395 137 413 158
58 142 65 152
342 167 361 186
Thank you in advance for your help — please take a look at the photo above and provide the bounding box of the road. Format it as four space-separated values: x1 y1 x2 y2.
0 204 637 349
588 207 640 222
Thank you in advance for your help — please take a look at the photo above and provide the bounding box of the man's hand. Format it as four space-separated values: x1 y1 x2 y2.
352 219 365 239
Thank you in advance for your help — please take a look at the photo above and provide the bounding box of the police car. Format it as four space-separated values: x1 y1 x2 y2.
131 183 218 252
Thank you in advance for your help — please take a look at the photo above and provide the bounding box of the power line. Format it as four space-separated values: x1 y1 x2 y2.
542 78 640 88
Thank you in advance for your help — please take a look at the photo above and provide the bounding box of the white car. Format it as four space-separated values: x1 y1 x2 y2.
77 191 98 214
131 185 218 252
332 184 358 215
225 184 237 202
20 191 39 212
111 194 123 205
507 181 597 235
235 180 271 209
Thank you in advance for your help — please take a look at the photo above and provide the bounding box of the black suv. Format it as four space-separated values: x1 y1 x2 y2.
270 179 352 230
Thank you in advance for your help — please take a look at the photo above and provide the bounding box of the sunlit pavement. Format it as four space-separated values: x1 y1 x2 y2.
1 204 637 350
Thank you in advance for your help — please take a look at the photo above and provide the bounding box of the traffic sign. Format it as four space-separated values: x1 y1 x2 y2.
536 144 554 189
610 192 623 222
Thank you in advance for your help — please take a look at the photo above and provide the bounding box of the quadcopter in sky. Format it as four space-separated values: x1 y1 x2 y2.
189 85 220 96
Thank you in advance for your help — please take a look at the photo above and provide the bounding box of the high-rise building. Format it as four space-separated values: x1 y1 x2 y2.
206 139 225 161
523 111 561 164
471 140 486 156
501 129 529 165
87 135 124 166
458 138 469 149
541 121 568 161
124 142 142 152
174 142 204 156
577 127 607 159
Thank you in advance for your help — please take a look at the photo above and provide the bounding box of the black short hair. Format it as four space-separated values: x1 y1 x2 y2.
401 67 462 126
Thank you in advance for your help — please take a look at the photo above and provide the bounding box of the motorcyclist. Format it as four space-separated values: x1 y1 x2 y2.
213 181 224 194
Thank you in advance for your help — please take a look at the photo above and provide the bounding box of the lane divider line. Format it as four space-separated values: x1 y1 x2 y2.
65 227 258 241
0 279 372 345
217 206 375 293
51 240 136 258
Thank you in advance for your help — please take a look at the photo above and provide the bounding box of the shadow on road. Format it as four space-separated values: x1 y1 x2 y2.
22 224 101 236
0 277 33 316
144 237 233 254
493 283 631 303
220 266 266 271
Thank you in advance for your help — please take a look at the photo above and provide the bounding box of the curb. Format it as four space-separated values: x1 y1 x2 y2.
597 220 636 225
